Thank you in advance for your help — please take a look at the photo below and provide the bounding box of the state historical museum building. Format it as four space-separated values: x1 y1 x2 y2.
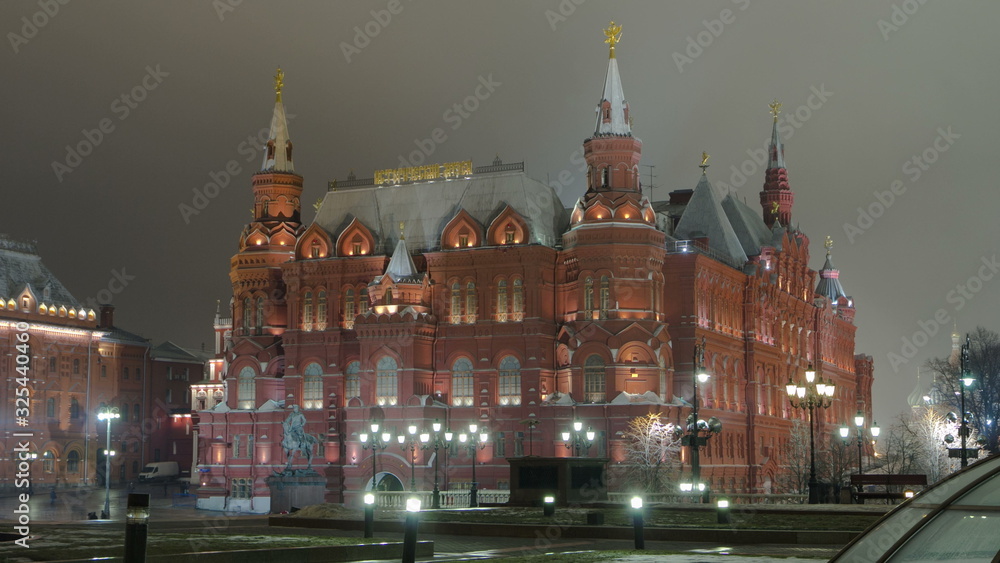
196 28 874 512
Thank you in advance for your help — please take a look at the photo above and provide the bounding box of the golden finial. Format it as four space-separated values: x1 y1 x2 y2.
768 99 782 121
313 198 323 212
249 207 255 218
603 21 622 59
399 221 405 240
770 201 780 215
328 179 337 191
274 67 285 102
699 151 710 174
824 235 833 256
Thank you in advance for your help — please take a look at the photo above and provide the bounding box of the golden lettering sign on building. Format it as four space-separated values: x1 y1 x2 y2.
374 160 473 186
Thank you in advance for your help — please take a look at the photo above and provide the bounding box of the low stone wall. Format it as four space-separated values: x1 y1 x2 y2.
43 541 433 563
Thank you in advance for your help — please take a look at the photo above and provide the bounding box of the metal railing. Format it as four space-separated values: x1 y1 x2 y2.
666 239 746 271
607 492 807 505
372 489 510 509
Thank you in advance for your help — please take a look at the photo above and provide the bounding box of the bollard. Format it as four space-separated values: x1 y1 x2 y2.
402 497 421 563
631 496 644 550
716 498 731 524
124 493 150 563
543 495 555 517
363 493 375 538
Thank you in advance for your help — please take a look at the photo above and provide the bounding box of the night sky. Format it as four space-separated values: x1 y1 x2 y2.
3 1 997 423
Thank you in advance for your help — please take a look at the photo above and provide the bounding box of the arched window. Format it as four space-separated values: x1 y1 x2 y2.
584 355 606 403
67 450 81 473
302 291 313 329
237 366 256 410
70 397 80 419
359 288 369 315
496 280 508 322
243 297 252 334
599 276 610 319
583 277 594 318
465 282 477 323
121 404 129 422
498 356 521 406
133 403 140 422
345 361 361 399
512 279 524 321
376 356 398 406
255 297 264 334
317 290 327 329
303 363 323 410
451 358 474 407
43 451 54 473
602 167 610 186
343 289 355 329
46 397 55 417
450 283 462 324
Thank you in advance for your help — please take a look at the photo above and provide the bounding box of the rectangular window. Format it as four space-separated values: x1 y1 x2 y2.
495 432 506 458
514 431 524 457
247 435 254 462
232 435 241 458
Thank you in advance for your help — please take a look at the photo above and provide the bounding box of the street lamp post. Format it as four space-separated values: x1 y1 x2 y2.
560 420 596 457
839 411 880 475
397 424 421 491
786 364 836 504
683 337 722 503
359 422 392 501
97 406 120 519
959 335 976 469
458 423 488 508
427 420 444 509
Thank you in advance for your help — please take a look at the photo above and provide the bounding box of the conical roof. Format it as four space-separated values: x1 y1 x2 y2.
261 68 294 172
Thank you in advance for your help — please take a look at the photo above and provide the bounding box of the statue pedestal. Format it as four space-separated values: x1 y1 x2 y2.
266 472 327 514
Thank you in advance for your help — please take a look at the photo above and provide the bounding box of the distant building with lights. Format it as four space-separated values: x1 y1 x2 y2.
0 236 206 490
196 32 874 512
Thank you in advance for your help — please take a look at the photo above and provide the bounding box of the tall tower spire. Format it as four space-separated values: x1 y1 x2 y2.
261 67 294 172
594 21 631 138
760 99 794 228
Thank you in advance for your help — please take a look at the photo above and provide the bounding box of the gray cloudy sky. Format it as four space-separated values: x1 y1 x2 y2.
3 1 997 423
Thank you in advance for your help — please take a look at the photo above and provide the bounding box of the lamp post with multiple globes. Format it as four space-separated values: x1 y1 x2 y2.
785 364 836 504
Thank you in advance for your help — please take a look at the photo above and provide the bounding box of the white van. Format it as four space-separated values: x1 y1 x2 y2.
138 461 179 482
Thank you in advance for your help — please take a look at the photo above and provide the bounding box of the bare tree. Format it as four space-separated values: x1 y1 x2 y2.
926 326 1000 456
616 413 683 493
776 419 810 494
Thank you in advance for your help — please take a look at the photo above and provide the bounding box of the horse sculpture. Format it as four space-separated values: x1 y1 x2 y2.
280 405 320 472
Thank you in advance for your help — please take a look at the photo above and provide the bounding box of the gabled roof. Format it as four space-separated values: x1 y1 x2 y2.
673 175 748 264
722 194 771 257
0 235 79 308
152 341 209 363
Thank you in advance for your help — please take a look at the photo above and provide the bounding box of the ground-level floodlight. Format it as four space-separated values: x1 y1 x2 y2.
716 498 732 524
124 493 150 563
631 496 645 550
904 490 915 499
679 482 693 492
543 495 555 517
363 493 375 538
402 497 421 563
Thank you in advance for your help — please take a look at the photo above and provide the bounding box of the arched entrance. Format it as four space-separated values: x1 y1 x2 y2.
366 471 403 492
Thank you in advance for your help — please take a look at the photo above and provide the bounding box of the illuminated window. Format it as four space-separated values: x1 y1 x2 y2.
352 242 362 256
303 291 313 329
359 288 369 315
584 355 606 403
310 240 320 258
231 477 252 499
376 356 398 406
303 363 323 410
465 282 477 323
255 297 264 334
459 234 469 247
238 366 256 410
498 355 521 406
317 290 327 329
451 358 474 407
345 361 360 399
583 277 594 317
599 276 610 319
243 298 251 334
496 280 508 322
43 451 54 473
450 283 462 324
504 224 515 244
512 279 524 321
344 289 355 329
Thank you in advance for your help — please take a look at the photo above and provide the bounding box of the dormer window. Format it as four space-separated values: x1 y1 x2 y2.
459 234 469 247
311 240 321 258
352 242 362 256
504 224 515 244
